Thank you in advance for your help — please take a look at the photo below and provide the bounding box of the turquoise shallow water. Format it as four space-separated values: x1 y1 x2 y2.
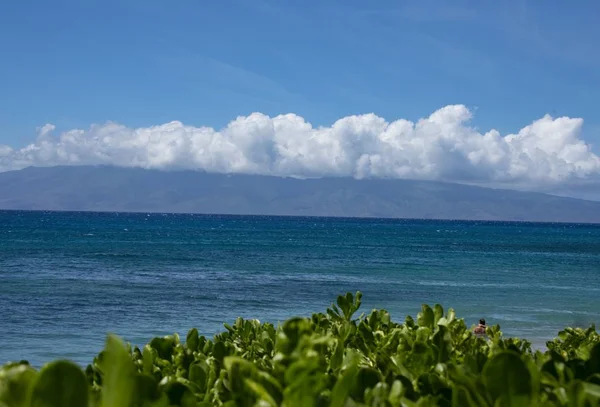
1 210 599 367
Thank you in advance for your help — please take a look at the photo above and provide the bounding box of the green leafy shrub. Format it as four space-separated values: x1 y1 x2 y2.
2 292 599 406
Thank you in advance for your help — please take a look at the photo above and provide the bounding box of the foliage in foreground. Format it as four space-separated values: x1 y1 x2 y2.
1 292 600 407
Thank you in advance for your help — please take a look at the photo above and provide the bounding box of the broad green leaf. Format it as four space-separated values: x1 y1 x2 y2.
482 352 532 406
353 367 381 401
188 362 208 393
388 380 403 406
0 364 37 407
329 359 359 407
100 334 136 407
279 317 312 353
566 380 594 406
212 341 227 364
329 339 344 373
29 361 88 407
417 305 434 330
432 325 452 363
582 382 600 403
160 378 195 407
142 345 155 375
588 373 600 385
433 305 444 326
255 371 283 403
588 342 600 374
354 291 363 313
336 295 350 320
149 336 176 361
436 317 449 327
224 356 257 393
132 374 165 406
244 379 277 407
452 385 479 407
186 328 199 352
447 365 490 407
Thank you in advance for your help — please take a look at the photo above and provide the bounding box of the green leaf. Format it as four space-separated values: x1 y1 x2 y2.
244 379 277 407
432 325 452 363
160 378 195 407
278 317 312 354
388 380 403 405
224 356 257 394
335 292 362 321
588 373 600 385
452 384 479 407
186 328 199 352
354 292 363 313
0 364 37 407
433 304 444 326
100 334 136 407
132 374 165 406
582 381 600 399
417 305 434 330
149 336 176 360
188 362 208 393
142 345 155 375
446 309 456 322
350 367 381 402
336 295 350 320
588 342 600 374
212 341 227 364
28 361 88 407
329 339 344 373
329 356 359 407
482 352 532 406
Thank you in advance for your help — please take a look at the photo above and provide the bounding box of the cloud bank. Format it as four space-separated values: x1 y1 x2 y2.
1 105 599 190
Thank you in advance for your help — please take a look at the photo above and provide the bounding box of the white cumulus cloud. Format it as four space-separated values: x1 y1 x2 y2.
1 104 599 191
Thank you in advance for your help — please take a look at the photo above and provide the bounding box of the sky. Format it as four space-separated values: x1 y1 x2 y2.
1 0 600 198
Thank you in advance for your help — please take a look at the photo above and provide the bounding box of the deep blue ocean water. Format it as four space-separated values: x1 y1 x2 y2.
1 210 599 367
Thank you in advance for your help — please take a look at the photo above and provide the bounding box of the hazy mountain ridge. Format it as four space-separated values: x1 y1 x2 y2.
0 165 599 223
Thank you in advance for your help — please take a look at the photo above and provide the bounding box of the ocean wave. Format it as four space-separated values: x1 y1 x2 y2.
411 280 600 293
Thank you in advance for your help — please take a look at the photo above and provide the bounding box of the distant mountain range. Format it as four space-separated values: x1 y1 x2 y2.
0 165 599 223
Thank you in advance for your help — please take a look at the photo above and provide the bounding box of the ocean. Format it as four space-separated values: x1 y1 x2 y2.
1 210 599 367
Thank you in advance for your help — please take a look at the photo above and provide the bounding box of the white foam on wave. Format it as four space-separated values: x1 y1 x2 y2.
412 279 600 293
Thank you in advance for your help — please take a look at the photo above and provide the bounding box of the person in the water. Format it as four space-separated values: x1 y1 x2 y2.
473 319 486 335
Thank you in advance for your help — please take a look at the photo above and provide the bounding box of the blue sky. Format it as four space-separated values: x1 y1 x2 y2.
1 0 599 147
